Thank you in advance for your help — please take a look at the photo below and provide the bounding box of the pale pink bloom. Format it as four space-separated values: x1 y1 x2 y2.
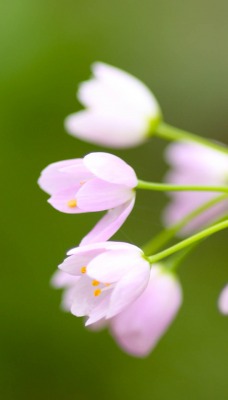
53 241 150 326
109 265 182 357
163 142 228 235
65 62 161 148
218 284 228 315
38 152 137 244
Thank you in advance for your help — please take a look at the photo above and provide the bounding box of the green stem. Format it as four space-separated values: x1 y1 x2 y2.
137 180 228 194
148 219 228 264
143 194 228 255
155 122 228 154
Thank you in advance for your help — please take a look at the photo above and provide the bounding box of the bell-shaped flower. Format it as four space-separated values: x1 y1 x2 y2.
54 241 151 326
38 152 137 244
218 284 228 315
65 62 161 148
163 142 228 235
109 265 182 357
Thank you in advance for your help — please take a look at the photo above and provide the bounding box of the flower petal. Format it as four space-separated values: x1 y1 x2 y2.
67 241 139 256
110 266 182 357
87 248 143 283
70 276 103 317
80 198 135 245
65 110 151 148
107 261 150 318
83 152 137 187
59 249 105 275
76 178 133 212
38 159 93 196
218 284 228 315
51 270 80 287
48 186 84 214
91 62 160 116
85 292 112 326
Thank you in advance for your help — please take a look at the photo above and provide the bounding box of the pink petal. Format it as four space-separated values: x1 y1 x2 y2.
218 284 228 315
87 248 144 283
83 152 137 187
110 266 182 357
51 270 80 287
80 198 135 245
165 142 228 177
67 241 138 256
76 178 133 212
59 249 106 275
107 261 150 318
38 159 83 195
85 292 112 326
48 186 84 214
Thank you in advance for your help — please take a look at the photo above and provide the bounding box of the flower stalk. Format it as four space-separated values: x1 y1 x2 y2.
137 180 228 194
148 219 228 264
155 122 228 154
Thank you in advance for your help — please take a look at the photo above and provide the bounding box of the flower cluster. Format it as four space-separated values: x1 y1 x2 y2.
38 62 228 357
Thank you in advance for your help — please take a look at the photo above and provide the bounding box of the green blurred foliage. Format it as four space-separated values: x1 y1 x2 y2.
1 0 228 398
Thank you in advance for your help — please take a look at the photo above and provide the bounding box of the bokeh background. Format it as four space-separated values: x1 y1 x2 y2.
1 0 228 398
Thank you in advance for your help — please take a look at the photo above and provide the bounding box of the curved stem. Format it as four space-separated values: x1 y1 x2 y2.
148 219 228 264
143 194 228 255
155 122 228 154
137 180 228 194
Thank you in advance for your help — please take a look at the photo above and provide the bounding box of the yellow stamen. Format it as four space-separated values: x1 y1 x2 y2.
67 199 77 208
92 280 100 286
80 180 86 185
94 289 101 297
104 283 110 287
80 266 87 274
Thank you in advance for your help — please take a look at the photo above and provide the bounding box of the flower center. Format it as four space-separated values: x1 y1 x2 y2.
94 289 101 297
92 280 100 286
67 199 77 208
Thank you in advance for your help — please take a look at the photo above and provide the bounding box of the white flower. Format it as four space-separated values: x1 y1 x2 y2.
65 62 161 148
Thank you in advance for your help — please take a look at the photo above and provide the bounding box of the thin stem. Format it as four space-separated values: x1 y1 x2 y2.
137 180 228 194
143 194 228 255
148 219 228 264
155 122 228 154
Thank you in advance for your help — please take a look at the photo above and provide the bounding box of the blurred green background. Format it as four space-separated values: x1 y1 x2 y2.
1 0 228 398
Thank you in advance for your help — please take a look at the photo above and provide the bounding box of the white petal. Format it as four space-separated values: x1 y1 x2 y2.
107 261 150 318
91 62 160 117
87 249 144 283
65 110 151 148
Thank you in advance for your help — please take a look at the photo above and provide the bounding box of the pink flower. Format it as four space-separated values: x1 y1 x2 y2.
65 62 161 148
163 142 228 235
54 242 151 326
53 258 182 357
218 284 228 315
109 265 182 357
38 152 137 244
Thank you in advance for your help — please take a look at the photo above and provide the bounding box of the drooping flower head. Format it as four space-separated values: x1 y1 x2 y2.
53 259 182 357
54 242 151 326
38 152 137 244
65 62 161 148
163 142 228 235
